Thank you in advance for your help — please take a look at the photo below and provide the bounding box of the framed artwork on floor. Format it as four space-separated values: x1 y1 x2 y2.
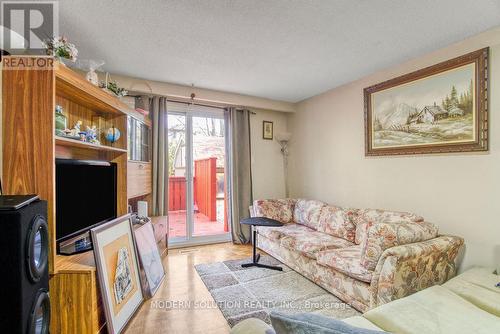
134 221 165 297
92 214 144 334
364 47 488 156
263 121 273 140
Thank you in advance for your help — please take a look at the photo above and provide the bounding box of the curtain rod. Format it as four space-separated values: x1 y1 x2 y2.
129 93 256 114
169 99 227 110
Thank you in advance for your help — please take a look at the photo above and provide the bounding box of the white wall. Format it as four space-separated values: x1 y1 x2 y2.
250 109 287 200
288 27 500 271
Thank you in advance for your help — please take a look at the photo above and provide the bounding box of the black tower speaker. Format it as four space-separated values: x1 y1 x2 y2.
0 195 50 333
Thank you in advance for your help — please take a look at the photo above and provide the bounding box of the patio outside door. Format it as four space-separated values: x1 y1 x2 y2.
167 102 230 247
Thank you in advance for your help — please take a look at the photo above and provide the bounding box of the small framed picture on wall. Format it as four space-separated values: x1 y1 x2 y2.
263 121 273 140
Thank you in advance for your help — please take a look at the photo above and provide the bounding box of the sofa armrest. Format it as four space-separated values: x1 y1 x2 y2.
360 221 439 271
369 235 464 308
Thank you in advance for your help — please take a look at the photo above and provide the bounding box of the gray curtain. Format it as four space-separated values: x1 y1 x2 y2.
150 96 169 216
225 108 253 244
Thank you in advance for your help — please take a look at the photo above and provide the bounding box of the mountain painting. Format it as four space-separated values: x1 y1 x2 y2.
364 48 488 155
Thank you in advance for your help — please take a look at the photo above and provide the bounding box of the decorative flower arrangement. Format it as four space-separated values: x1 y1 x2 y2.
44 36 78 62
99 79 128 97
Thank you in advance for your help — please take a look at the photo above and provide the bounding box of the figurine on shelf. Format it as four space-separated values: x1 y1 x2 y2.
78 132 87 141
55 105 68 136
99 73 128 97
73 59 105 86
85 125 100 145
61 128 77 139
69 120 82 137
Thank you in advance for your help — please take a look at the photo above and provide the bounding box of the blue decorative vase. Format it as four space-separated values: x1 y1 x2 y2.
105 127 121 143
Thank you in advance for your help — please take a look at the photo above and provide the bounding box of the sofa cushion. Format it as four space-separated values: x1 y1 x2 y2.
258 233 373 311
256 223 313 241
253 199 296 224
317 246 373 283
354 209 424 245
360 221 438 270
318 206 358 243
280 232 354 259
293 199 326 230
256 226 285 241
364 285 500 334
442 267 500 317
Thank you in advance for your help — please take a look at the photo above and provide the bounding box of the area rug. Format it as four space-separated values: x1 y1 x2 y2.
195 255 360 327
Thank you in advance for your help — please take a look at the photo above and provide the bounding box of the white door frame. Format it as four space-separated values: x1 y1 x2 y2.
168 107 231 247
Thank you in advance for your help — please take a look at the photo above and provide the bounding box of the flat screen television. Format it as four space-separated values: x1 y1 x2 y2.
56 159 117 254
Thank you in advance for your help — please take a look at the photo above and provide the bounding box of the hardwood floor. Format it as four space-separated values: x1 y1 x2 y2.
124 242 252 334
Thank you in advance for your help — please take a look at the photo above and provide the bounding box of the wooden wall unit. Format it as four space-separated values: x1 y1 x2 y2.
2 58 57 272
127 161 152 198
127 112 153 215
2 57 132 334
50 253 105 333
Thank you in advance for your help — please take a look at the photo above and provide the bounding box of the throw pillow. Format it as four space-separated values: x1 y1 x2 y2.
293 199 326 230
253 199 296 224
354 209 424 245
317 206 358 242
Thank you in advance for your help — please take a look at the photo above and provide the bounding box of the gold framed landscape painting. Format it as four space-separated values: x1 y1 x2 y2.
364 48 488 156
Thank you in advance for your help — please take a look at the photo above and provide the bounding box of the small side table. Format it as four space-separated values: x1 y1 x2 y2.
240 217 283 271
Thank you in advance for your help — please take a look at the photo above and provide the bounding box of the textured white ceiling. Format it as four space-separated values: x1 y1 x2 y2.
56 0 500 102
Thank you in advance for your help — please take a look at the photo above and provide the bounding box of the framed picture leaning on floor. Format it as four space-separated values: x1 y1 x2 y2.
92 214 144 334
134 221 165 297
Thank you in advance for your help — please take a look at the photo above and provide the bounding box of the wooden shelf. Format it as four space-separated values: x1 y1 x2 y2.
55 136 127 153
56 63 134 116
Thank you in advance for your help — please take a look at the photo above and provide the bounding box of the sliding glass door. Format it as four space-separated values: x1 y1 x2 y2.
167 103 230 246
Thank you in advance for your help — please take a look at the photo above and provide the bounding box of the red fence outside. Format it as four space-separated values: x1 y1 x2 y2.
168 176 186 211
194 158 217 221
168 157 227 232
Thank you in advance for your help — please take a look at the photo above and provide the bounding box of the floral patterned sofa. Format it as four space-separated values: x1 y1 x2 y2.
250 198 464 312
